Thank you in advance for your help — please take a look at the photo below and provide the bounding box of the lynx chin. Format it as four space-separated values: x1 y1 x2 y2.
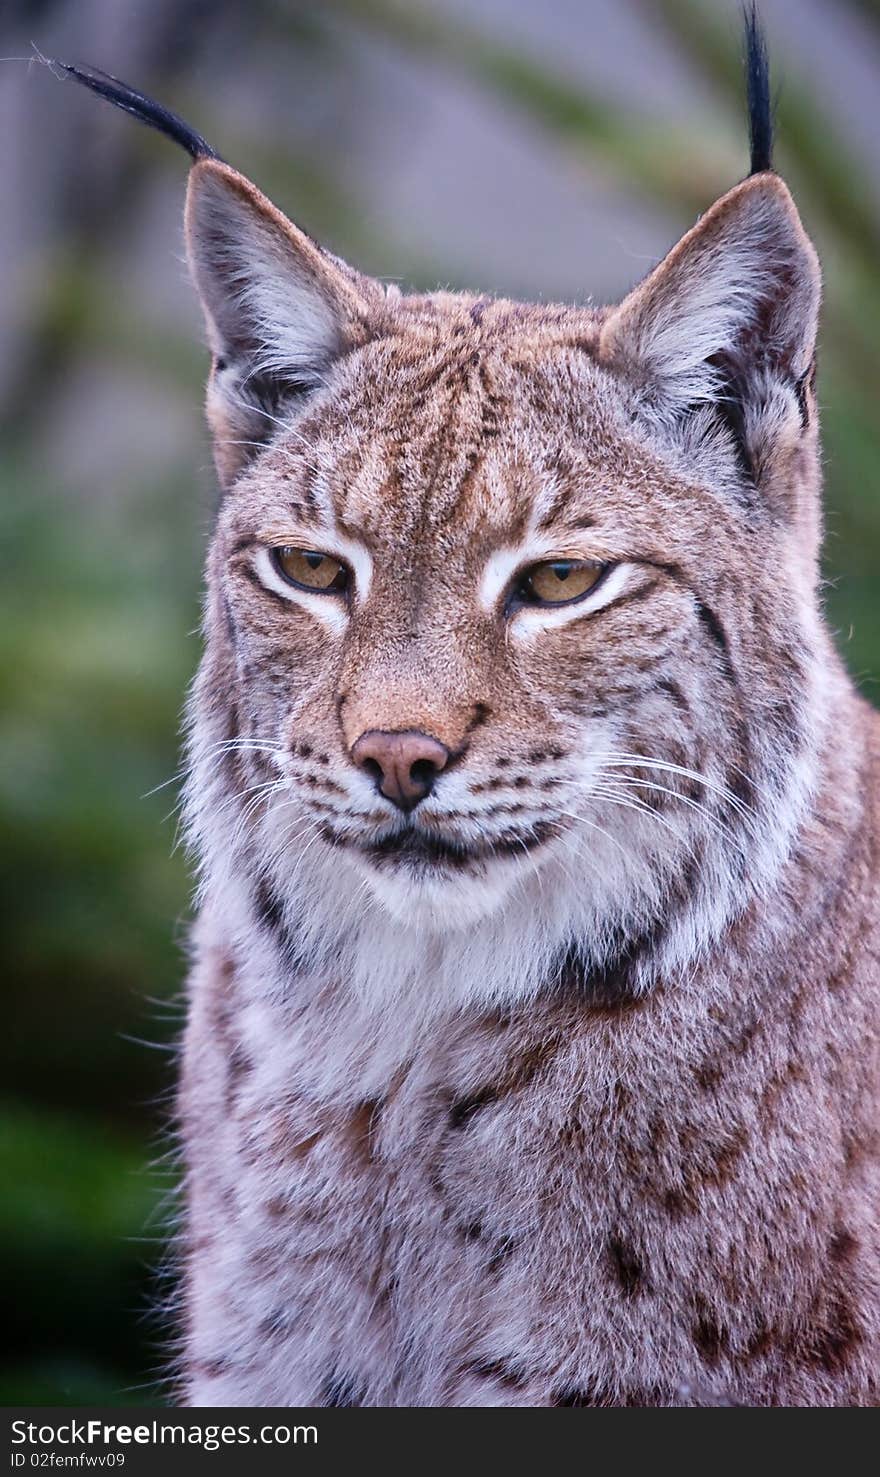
55 13 878 1406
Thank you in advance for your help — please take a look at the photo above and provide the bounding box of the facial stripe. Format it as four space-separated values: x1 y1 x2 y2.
691 599 736 683
648 561 737 687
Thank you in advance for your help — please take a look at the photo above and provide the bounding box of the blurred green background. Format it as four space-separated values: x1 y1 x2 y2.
1 0 878 1406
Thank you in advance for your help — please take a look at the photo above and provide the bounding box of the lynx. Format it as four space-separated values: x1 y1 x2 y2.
57 15 878 1406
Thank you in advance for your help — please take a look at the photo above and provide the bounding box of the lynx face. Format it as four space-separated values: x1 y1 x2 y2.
185 160 823 1001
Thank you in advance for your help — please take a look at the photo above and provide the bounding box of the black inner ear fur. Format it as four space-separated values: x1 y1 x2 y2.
690 254 817 493
214 358 322 465
695 348 814 495
705 349 757 485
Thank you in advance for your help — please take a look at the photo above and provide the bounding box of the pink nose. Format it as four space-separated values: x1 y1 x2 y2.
350 729 451 812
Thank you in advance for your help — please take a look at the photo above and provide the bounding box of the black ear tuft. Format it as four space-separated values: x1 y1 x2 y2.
52 61 219 163
743 5 773 174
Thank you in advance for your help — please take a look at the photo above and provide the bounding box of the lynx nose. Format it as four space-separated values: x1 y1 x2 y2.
351 729 451 812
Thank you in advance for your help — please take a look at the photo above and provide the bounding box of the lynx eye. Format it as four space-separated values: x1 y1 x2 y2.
515 558 606 608
271 546 350 594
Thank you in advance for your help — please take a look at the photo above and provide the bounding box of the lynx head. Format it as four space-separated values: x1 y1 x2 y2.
58 27 828 1013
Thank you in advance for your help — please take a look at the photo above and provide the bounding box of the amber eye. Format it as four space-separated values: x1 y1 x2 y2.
271 546 350 594
514 558 606 608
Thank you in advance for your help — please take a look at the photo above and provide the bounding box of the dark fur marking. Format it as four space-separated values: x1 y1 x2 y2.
608 1235 647 1297
194 1357 233 1380
599 577 660 619
649 562 737 685
349 1098 383 1161
694 1060 723 1093
663 1188 689 1217
808 1288 863 1375
248 872 311 975
301 771 345 794
362 829 483 870
252 874 285 936
323 1372 364 1407
829 1228 859 1267
727 760 755 814
743 1317 775 1363
237 561 294 607
553 1384 663 1407
826 942 856 996
318 824 347 849
449 1089 499 1128
704 1124 749 1186
258 1306 291 1339
463 1358 526 1391
554 934 665 1010
228 534 260 558
758 1059 808 1121
693 599 736 683
664 1123 750 1218
225 1041 253 1110
493 822 556 857
487 1235 516 1275
694 1014 762 1095
220 592 238 645
656 677 689 712
477 361 505 443
431 1054 564 1231
553 1386 599 1407
794 356 817 429
842 1125 878 1170
209 957 255 1112
288 1131 322 1161
693 1300 731 1367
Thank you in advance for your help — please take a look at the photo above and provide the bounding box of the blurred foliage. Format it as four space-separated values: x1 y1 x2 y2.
2 0 878 1406
0 466 196 1402
0 1101 169 1405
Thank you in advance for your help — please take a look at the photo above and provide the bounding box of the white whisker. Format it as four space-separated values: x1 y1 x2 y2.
593 773 750 855
589 751 757 827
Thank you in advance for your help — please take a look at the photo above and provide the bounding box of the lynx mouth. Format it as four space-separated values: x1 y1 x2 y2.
323 819 559 873
366 828 482 871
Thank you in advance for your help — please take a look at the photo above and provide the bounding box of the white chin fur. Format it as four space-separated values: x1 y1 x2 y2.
352 852 524 932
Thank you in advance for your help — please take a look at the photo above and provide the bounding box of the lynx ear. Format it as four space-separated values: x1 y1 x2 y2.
599 173 821 484
185 160 373 487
